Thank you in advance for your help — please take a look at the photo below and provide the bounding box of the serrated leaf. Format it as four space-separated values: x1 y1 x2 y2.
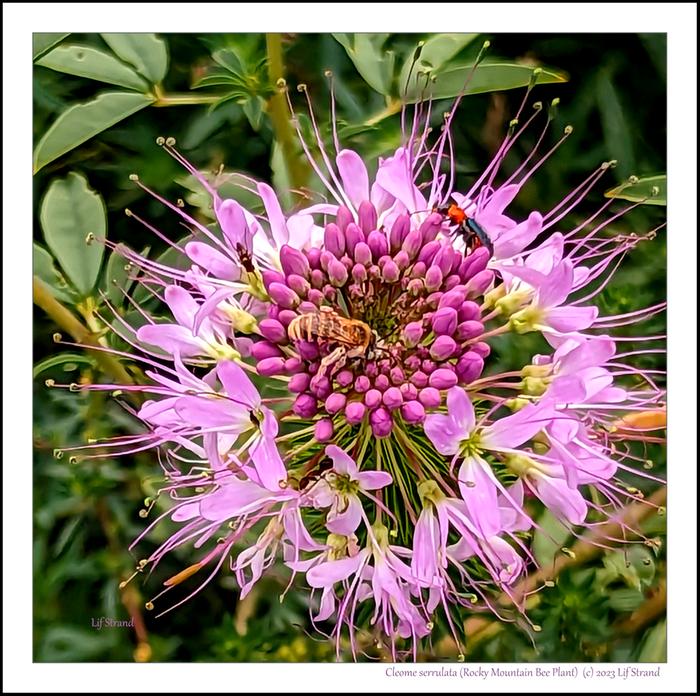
398 34 479 95
33 243 75 303
101 33 168 84
605 174 666 206
33 33 70 61
404 62 568 102
40 173 106 296
533 509 571 566
33 91 154 172
37 44 149 91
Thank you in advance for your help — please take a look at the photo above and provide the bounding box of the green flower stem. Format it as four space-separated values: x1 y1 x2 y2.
33 276 134 387
152 84 221 107
265 33 310 194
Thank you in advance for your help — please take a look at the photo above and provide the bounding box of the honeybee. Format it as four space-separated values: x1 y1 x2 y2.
288 306 373 378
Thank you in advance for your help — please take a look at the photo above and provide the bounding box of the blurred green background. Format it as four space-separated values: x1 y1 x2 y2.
33 33 666 662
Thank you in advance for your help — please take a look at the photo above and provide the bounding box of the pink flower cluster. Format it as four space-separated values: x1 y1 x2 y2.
63 83 666 660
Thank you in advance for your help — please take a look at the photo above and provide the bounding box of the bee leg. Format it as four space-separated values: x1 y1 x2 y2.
310 346 345 390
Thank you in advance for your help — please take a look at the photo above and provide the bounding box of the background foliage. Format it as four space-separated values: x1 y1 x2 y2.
33 32 666 662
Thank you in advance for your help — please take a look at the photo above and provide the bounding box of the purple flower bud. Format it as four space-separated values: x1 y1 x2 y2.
354 242 372 266
320 251 335 273
351 263 368 284
251 341 283 360
354 375 371 393
456 320 484 341
458 301 481 322
390 367 405 385
382 260 400 283
426 292 442 309
429 368 458 390
327 258 349 287
324 223 345 257
419 212 443 243
307 290 324 307
306 247 322 269
369 406 393 438
258 357 287 376
456 352 485 384
382 387 403 409
365 362 379 378
287 274 310 298
280 245 310 278
336 370 354 387
344 222 364 254
418 240 441 265
358 200 378 234
471 341 491 358
367 230 388 260
310 269 325 290
430 335 457 361
407 278 424 296
368 264 381 280
393 250 410 271
465 269 494 298
431 307 458 335
418 387 442 408
439 286 467 310
258 318 288 344
262 269 286 290
325 392 347 414
444 274 461 290
268 282 300 309
399 352 417 369
402 230 422 259
336 206 354 233
323 286 337 303
311 375 331 399
401 400 426 424
410 261 427 279
345 401 366 425
433 247 454 276
289 372 311 393
293 393 318 418
389 214 410 251
462 246 490 278
375 374 390 391
314 418 334 442
403 321 424 347
276 309 297 327
297 340 319 360
410 371 429 388
421 359 436 374
364 389 382 409
425 265 443 292
400 382 418 401
285 357 303 374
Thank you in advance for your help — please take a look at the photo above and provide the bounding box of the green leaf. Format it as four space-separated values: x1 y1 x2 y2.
103 246 135 306
333 33 395 95
532 509 571 566
597 71 635 176
100 33 168 84
638 620 667 662
33 33 70 61
39 626 119 662
33 353 95 380
242 95 265 131
33 243 75 303
404 62 568 102
608 587 645 612
39 173 106 296
33 91 154 173
605 174 666 206
398 34 479 95
37 44 149 91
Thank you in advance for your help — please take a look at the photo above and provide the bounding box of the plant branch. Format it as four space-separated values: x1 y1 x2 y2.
265 33 309 195
33 275 134 386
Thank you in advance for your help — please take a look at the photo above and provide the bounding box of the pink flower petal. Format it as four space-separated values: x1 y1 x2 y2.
336 149 370 209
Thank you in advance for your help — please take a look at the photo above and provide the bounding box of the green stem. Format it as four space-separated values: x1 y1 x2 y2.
152 84 221 107
265 33 309 194
33 276 134 387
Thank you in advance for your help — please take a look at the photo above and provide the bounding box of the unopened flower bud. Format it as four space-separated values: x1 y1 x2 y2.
314 418 334 442
327 259 348 287
325 392 347 414
358 200 378 234
383 387 403 409
425 265 443 292
389 214 410 251
324 223 345 257
364 389 382 409
288 373 311 393
418 387 441 408
258 357 287 376
258 318 288 344
268 282 300 309
287 274 310 297
464 269 494 298
430 335 457 360
280 245 310 278
345 401 366 424
431 307 458 335
367 230 388 260
382 260 400 283
429 368 458 390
